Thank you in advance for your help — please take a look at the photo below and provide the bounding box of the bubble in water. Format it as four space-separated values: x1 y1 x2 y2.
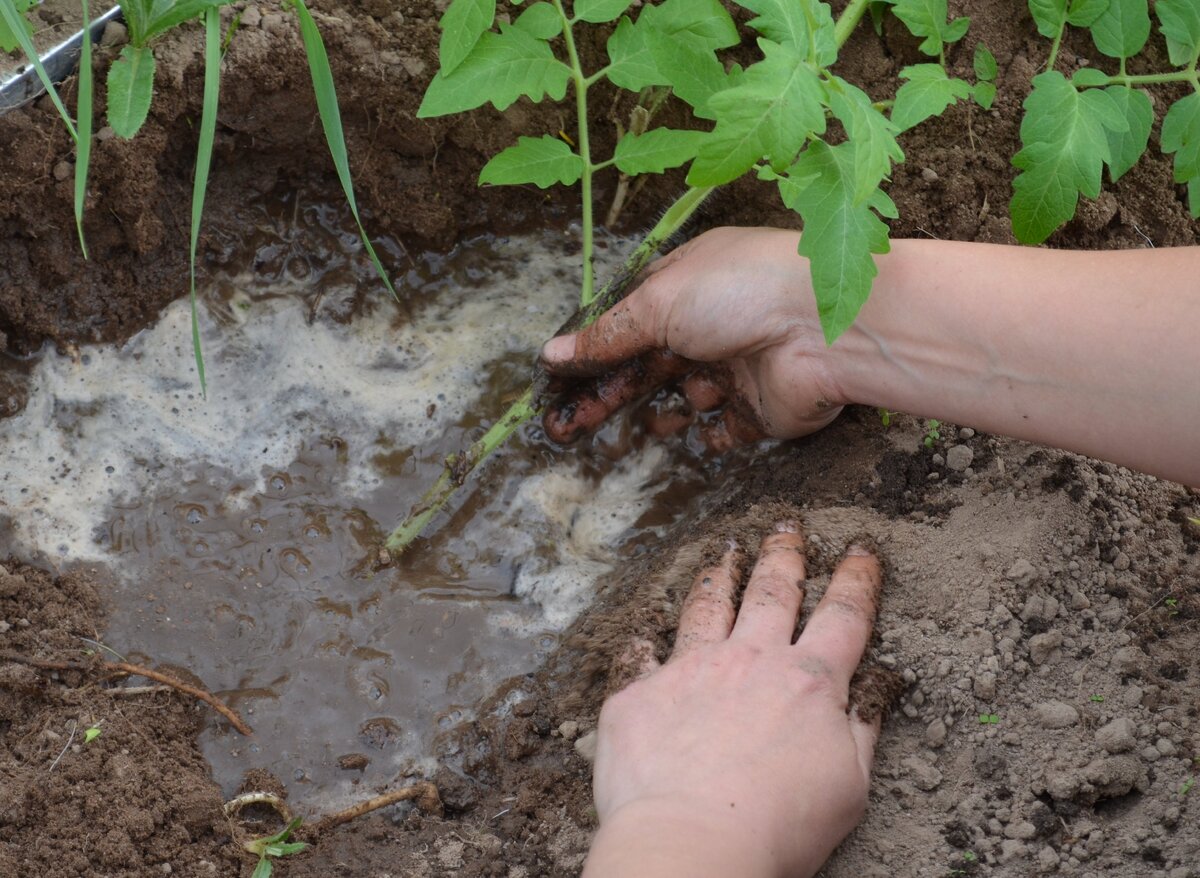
185 506 204 525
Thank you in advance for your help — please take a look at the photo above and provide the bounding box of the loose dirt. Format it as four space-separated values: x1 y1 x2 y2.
1 1 1198 876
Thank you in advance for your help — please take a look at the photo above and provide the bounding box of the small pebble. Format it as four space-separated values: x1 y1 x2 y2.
946 444 974 472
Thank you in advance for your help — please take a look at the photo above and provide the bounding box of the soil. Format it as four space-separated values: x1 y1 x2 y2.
2 1 1199 877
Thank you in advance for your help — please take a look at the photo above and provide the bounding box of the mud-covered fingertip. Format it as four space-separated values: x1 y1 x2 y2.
541 334 577 364
774 519 801 534
846 543 874 557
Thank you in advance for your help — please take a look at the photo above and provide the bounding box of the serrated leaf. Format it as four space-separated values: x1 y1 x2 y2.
605 15 662 91
891 0 969 57
973 81 996 110
437 0 495 74
973 43 997 81
574 0 630 24
120 0 232 45
1103 85 1151 182
106 46 156 139
646 27 733 119
686 40 826 186
891 64 971 132
1010 71 1127 243
1090 0 1150 59
418 25 570 116
0 0 34 53
825 75 904 201
613 128 706 174
640 0 738 52
479 135 583 187
513 2 560 39
1157 0 1200 67
1161 92 1200 217
777 140 892 344
1027 0 1067 38
738 0 837 64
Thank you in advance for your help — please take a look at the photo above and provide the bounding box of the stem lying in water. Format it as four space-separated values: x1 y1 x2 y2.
385 186 715 553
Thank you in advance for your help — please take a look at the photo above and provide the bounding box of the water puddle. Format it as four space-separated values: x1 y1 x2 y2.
0 196 753 807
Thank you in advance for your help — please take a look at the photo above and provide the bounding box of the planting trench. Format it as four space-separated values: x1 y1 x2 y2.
1 1 1199 877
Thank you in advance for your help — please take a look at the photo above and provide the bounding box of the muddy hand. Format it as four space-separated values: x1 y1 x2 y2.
585 522 884 878
540 227 849 448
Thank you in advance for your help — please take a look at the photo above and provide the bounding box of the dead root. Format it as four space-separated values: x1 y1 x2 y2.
0 651 254 735
314 782 444 831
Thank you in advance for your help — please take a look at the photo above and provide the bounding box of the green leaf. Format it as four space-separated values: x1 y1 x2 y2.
513 1 561 39
74 0 93 259
640 0 738 52
573 0 631 24
1090 0 1150 59
613 128 706 174
778 141 893 344
0 0 33 53
891 0 970 57
418 25 570 116
890 64 971 132
825 75 904 202
272 842 308 856
1010 71 1127 243
1162 92 1200 218
1157 0 1200 67
121 0 231 45
605 15 662 91
1027 0 1107 38
687 39 826 186
738 0 837 64
0 0 77 140
973 43 997 81
188 5 221 397
293 0 397 299
973 81 996 110
83 725 102 744
251 859 272 878
1071 67 1111 86
646 28 733 119
436 0 494 72
1103 85 1151 182
106 46 156 139
479 135 583 187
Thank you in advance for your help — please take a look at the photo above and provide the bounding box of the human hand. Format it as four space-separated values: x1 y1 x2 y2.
584 522 884 878
540 227 847 450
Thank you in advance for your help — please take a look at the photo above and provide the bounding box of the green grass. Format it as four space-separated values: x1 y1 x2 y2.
74 0 92 257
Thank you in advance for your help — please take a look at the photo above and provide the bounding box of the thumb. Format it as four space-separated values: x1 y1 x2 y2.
848 709 882 787
541 284 663 377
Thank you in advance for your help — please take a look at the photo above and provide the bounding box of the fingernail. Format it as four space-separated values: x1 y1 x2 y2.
846 543 872 557
542 334 577 363
774 520 800 534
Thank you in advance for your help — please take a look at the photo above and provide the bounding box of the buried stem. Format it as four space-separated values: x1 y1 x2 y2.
385 185 715 554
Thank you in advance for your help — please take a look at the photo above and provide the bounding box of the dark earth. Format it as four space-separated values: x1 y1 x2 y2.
2 1 1198 876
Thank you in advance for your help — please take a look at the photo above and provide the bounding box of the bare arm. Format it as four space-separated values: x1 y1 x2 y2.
541 229 1200 486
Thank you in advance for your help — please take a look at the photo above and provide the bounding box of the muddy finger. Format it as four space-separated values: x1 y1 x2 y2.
540 288 660 377
671 544 742 660
680 371 727 412
543 350 693 443
731 522 806 643
793 546 882 689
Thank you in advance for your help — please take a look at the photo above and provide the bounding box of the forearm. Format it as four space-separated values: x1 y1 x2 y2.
825 240 1200 486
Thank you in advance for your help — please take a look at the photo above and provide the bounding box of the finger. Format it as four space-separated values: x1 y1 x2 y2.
793 546 882 689
731 522 806 643
543 350 693 443
699 416 735 453
723 407 769 445
680 371 727 412
848 709 882 786
642 394 694 439
540 289 662 377
671 544 742 660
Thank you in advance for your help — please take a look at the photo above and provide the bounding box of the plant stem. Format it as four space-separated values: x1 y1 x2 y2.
1046 25 1065 71
833 0 873 50
554 0 595 307
385 185 715 554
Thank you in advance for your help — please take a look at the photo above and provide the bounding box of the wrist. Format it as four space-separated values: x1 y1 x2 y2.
584 797 802 878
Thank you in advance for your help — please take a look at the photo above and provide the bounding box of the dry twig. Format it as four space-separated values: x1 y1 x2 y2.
0 651 253 736
315 782 444 831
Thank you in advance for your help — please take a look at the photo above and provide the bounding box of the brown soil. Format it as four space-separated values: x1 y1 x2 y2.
2 1 1199 877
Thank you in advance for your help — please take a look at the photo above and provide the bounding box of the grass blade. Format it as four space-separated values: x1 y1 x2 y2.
74 0 92 258
0 0 77 140
291 0 398 299
188 5 222 397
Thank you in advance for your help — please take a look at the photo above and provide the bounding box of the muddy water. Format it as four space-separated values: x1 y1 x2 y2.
0 196 757 807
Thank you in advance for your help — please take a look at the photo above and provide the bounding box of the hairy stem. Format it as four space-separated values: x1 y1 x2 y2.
1046 24 1065 71
833 0 873 50
385 186 716 553
555 0 595 307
